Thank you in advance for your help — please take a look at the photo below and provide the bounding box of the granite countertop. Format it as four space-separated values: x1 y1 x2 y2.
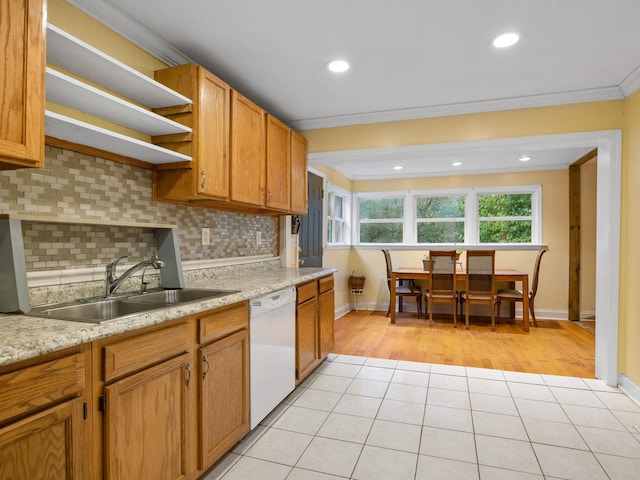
0 267 336 367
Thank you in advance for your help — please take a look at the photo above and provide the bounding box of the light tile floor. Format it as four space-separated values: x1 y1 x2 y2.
204 354 640 480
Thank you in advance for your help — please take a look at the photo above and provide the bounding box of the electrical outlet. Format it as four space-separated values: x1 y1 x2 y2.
256 231 262 245
201 228 210 246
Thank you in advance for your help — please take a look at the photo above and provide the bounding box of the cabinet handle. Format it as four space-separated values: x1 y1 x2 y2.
261 187 265 201
200 170 206 189
202 356 210 379
185 362 191 387
268 189 272 203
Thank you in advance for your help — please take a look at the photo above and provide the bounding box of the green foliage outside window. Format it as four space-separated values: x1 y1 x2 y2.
360 223 403 243
417 196 465 243
478 194 532 243
359 198 404 243
359 198 403 219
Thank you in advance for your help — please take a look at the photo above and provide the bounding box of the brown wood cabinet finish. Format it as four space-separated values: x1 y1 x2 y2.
0 398 84 480
296 275 335 383
104 353 190 480
0 0 46 169
266 114 291 211
0 347 90 480
230 90 266 207
198 329 249 469
153 63 231 201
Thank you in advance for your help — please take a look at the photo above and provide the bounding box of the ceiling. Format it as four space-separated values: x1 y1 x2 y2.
68 0 640 179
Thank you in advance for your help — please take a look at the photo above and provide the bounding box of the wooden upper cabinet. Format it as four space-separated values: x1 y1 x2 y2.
153 63 230 201
0 0 46 170
290 131 308 214
266 114 291 211
230 91 266 207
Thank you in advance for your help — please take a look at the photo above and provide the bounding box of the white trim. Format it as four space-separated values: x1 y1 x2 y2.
291 87 624 130
595 131 622 386
620 64 640 97
618 374 640 408
67 0 192 66
334 303 351 320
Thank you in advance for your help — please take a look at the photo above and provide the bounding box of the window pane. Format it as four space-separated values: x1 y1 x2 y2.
478 194 531 217
359 198 403 219
335 196 343 219
417 196 465 218
417 222 465 243
327 221 333 243
479 220 532 243
335 222 343 243
360 223 403 243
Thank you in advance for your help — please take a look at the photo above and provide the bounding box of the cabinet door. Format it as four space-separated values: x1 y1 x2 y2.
197 68 230 199
199 329 249 469
290 131 308 214
266 114 291 211
296 299 318 382
0 398 83 480
104 354 190 480
0 0 45 169
230 91 266 206
318 289 335 359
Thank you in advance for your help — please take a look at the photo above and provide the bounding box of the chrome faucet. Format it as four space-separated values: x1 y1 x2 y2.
104 254 165 298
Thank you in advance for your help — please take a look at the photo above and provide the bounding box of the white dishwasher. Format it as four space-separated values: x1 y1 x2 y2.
249 286 296 429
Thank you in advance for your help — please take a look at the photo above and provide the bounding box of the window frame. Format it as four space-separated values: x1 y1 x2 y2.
326 183 351 246
351 185 542 247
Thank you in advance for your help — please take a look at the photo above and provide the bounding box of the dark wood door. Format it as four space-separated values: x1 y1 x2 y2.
299 172 323 267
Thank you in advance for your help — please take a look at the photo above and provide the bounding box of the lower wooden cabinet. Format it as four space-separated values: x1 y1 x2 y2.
0 398 84 480
198 329 249 468
0 348 90 480
295 274 335 384
94 301 249 480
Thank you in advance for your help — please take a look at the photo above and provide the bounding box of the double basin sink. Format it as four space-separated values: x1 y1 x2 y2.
28 288 238 323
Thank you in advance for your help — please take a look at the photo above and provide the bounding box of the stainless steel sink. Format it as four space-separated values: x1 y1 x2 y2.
128 288 238 305
28 288 239 323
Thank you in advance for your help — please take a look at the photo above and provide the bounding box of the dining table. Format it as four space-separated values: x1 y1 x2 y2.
390 268 531 332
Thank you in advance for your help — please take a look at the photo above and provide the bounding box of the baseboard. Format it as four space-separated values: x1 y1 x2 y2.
334 303 351 320
618 374 640 407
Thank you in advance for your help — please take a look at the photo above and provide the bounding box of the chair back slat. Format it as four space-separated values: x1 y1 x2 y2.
530 247 548 296
382 249 392 280
429 250 457 292
466 250 495 294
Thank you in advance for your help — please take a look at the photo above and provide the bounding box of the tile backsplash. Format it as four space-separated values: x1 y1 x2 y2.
0 146 278 272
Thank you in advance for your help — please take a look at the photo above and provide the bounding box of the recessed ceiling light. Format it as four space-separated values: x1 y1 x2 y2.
326 60 350 73
452 162 463 167
392 165 403 170
518 155 532 162
493 32 520 48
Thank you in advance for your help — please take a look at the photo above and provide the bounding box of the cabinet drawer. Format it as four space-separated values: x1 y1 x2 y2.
199 301 249 344
297 280 318 304
318 275 334 293
0 353 85 424
103 323 190 382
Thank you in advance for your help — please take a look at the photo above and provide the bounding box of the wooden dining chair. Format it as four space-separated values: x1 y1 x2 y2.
425 250 458 326
496 247 548 328
382 249 422 317
460 250 496 330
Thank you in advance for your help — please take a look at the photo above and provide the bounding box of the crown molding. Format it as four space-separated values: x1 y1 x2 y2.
620 64 640 97
291 87 624 131
67 1 636 131
67 0 192 66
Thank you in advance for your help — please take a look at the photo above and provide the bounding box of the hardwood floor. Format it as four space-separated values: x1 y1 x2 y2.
333 310 595 378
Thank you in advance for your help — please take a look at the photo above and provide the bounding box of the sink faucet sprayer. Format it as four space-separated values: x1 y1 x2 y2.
104 253 165 298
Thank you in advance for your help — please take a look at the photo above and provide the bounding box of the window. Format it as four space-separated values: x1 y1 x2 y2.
353 185 541 246
416 195 465 243
478 192 533 243
358 196 404 243
326 184 350 245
